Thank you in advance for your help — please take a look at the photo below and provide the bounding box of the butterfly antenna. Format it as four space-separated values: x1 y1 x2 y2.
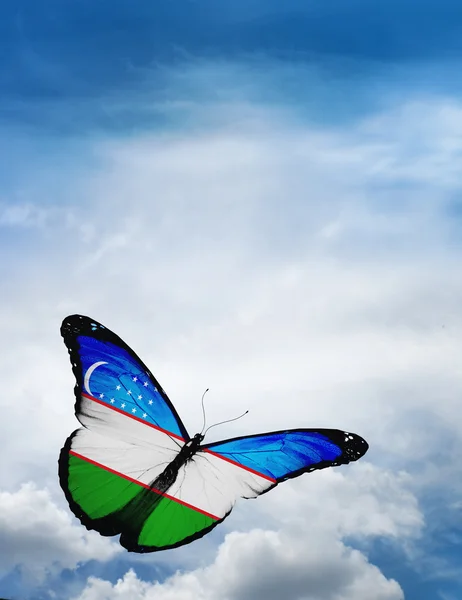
203 410 249 437
200 388 210 435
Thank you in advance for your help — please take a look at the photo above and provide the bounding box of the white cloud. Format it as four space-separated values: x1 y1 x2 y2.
256 463 423 541
1 76 462 596
75 537 403 600
74 463 419 600
0 483 121 581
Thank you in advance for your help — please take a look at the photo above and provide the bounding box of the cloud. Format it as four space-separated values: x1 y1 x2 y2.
1 90 461 487
0 202 59 228
0 74 461 597
0 483 121 582
74 539 402 600
73 463 420 600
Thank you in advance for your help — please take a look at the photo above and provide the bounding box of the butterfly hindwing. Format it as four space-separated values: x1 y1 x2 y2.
60 427 219 552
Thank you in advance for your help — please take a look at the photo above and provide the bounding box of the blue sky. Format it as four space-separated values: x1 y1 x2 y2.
2 0 462 132
1 2 462 600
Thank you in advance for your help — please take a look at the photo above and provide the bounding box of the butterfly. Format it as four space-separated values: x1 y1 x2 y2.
58 315 369 553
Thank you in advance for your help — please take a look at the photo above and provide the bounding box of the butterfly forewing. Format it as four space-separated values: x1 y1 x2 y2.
201 429 369 482
60 314 189 441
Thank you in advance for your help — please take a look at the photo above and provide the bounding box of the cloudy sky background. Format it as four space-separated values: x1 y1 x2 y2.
1 1 462 599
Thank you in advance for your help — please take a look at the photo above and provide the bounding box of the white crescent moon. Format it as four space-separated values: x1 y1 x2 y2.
84 361 108 396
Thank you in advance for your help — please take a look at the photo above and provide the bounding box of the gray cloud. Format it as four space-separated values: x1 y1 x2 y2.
0 483 120 581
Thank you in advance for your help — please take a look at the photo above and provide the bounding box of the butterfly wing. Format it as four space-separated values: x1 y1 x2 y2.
188 429 369 513
159 443 279 528
139 429 369 547
61 426 219 552
60 314 189 440
59 314 204 552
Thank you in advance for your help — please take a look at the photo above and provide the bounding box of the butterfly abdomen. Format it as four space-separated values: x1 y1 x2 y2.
149 436 201 492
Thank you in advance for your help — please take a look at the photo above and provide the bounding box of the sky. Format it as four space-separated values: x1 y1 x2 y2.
1 1 462 599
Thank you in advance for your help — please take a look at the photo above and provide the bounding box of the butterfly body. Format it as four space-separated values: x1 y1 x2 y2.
149 433 204 493
59 315 369 552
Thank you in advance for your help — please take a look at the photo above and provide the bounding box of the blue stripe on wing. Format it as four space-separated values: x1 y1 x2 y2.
61 315 189 440
202 429 368 481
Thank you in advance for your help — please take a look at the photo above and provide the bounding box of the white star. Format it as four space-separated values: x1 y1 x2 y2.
127 390 132 395
143 382 148 387
121 403 126 408
110 398 115 404
116 385 121 391
143 413 147 418
148 400 153 405
137 395 142 400
133 376 138 382
99 393 104 399
132 407 137 413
